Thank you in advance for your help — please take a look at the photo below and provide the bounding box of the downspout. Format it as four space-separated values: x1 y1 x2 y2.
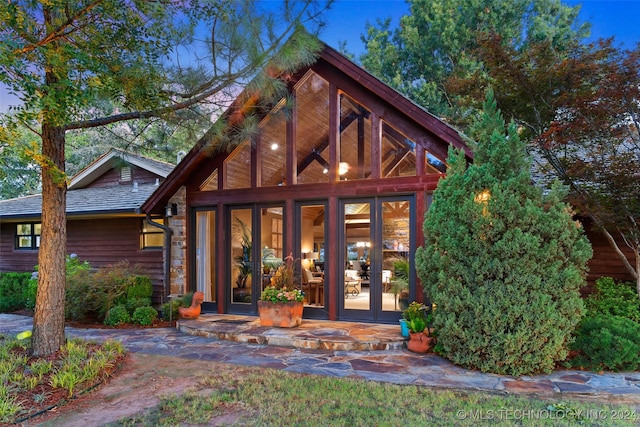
146 214 173 300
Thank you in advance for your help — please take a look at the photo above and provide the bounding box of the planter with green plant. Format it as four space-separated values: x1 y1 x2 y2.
258 253 304 327
403 301 433 353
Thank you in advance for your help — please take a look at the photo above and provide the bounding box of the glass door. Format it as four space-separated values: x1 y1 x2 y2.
229 208 253 312
341 196 414 322
228 205 285 314
195 209 216 311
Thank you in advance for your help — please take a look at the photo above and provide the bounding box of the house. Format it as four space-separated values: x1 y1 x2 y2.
141 43 473 322
0 149 174 303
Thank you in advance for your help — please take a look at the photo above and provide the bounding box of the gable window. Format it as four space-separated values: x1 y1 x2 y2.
141 220 164 249
15 223 41 250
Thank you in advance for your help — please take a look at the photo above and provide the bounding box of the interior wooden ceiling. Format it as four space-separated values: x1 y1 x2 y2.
223 70 443 190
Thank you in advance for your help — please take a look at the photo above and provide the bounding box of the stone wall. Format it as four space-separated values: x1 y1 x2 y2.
167 186 187 296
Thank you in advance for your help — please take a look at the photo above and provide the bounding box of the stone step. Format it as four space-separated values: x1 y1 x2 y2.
177 314 407 351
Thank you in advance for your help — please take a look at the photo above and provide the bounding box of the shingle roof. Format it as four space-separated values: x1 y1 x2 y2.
0 149 175 220
0 183 160 219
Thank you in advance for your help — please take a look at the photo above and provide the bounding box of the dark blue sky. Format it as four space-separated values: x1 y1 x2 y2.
320 0 640 55
1 1 638 112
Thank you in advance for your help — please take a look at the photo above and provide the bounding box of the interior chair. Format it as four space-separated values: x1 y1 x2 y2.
302 268 324 305
344 269 361 297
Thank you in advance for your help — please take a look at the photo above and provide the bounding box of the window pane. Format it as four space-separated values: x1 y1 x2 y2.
18 236 32 248
224 141 252 189
142 221 163 233
260 109 287 187
196 211 216 302
143 233 163 248
381 122 417 177
231 209 252 304
296 71 330 184
17 224 31 235
340 94 371 181
301 204 325 307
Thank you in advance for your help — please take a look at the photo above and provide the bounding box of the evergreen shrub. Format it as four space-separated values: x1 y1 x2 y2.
132 306 158 326
65 259 152 322
585 277 640 323
24 275 38 310
126 276 153 300
104 305 131 326
570 315 640 372
125 297 152 314
415 93 593 375
160 299 183 321
0 272 32 312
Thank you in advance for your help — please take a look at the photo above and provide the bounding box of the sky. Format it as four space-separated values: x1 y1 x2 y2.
1 0 639 113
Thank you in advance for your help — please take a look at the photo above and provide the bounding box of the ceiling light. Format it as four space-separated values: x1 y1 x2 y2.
338 162 349 175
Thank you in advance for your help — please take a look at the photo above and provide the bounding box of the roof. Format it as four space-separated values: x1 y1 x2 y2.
0 183 160 220
0 149 174 220
69 148 174 190
142 43 471 214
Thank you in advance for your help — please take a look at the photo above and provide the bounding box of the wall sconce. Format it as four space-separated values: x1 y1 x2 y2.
165 203 178 218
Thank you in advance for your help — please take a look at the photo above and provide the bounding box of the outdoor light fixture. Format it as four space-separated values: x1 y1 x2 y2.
271 143 279 150
474 189 491 203
165 203 178 217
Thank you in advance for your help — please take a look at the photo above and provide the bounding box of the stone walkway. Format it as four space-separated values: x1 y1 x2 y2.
2 313 640 403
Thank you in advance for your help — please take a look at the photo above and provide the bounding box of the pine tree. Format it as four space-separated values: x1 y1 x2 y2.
415 91 592 375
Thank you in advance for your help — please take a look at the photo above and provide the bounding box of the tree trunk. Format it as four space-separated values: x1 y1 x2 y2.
588 213 639 279
31 122 67 356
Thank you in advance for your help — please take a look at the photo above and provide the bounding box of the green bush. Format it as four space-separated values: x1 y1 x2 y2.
569 315 640 372
65 267 94 321
125 297 152 314
0 272 32 312
160 299 183 321
104 305 131 326
415 94 592 376
126 276 153 300
24 276 38 311
585 277 640 323
64 259 152 323
132 306 158 326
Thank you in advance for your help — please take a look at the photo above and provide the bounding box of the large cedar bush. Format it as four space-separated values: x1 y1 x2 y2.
416 92 592 375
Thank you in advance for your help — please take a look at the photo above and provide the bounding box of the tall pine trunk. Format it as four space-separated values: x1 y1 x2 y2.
31 121 67 357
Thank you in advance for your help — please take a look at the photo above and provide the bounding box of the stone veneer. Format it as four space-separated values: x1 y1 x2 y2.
167 186 186 295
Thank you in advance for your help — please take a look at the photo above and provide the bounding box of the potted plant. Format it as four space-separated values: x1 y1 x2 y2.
388 257 410 310
257 253 305 328
403 301 434 353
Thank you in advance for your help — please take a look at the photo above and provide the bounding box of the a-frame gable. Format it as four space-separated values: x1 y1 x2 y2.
142 43 470 215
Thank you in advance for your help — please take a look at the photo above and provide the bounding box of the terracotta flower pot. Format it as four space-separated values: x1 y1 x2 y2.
406 331 433 353
257 300 303 328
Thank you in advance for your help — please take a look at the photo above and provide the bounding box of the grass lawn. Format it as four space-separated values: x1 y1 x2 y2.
109 364 638 427
1 335 638 426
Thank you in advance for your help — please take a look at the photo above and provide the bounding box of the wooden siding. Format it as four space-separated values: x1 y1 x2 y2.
584 221 636 290
0 222 39 272
1 217 165 304
88 165 161 188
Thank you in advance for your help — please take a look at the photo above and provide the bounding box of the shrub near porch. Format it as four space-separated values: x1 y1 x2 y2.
416 93 592 376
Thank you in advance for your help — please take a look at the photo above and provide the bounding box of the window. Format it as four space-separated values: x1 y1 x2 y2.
15 223 41 250
141 220 164 249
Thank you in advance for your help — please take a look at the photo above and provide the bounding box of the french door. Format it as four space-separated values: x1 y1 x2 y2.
227 204 285 314
340 196 415 322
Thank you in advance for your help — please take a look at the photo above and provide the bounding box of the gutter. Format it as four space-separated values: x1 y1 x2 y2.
146 214 173 299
